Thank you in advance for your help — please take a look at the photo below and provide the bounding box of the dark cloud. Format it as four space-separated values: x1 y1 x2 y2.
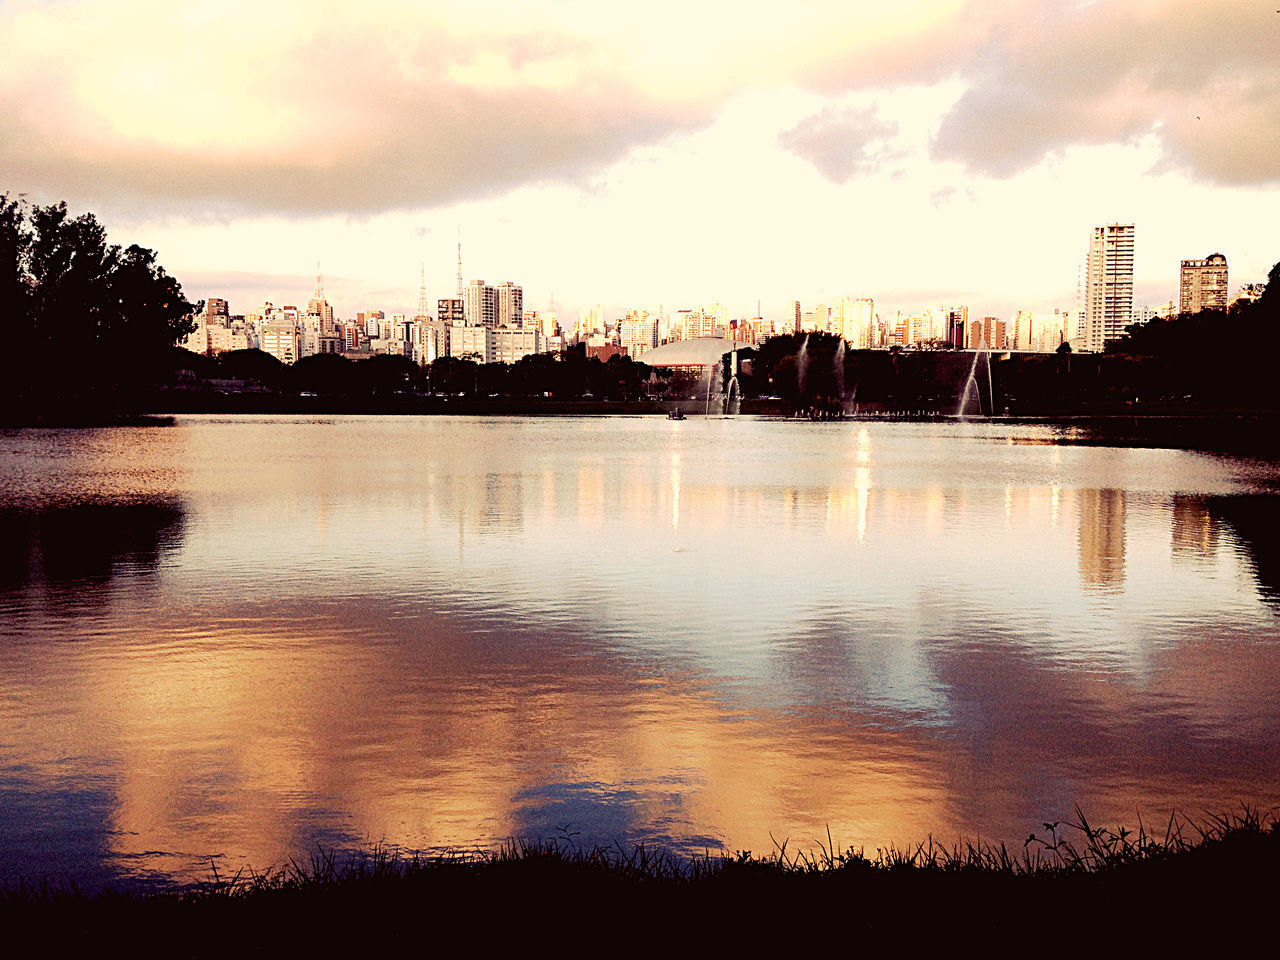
778 105 901 183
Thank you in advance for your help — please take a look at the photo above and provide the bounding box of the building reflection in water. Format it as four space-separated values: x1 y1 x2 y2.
5 418 1280 891
1171 495 1218 560
1077 489 1126 591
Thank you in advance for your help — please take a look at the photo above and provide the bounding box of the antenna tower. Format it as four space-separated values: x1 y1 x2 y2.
417 263 429 318
456 228 463 300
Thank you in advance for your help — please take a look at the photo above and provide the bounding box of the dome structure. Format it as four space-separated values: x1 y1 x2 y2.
640 338 753 368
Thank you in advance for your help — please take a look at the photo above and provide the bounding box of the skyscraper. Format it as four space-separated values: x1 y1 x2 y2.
465 279 498 327
1179 253 1228 314
496 281 523 328
1084 224 1135 352
306 262 334 333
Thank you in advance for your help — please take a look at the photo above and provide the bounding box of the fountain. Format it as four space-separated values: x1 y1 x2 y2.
723 375 741 416
796 333 810 403
833 339 846 414
955 349 992 418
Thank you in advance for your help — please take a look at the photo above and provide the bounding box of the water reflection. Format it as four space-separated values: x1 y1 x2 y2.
0 498 184 608
1208 494 1280 606
2 417 1280 890
1078 489 1126 590
1172 496 1217 560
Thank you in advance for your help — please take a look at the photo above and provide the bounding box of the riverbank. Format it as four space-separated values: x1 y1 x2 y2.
4 810 1275 954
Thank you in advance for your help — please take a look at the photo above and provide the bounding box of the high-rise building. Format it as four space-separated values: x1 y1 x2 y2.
437 298 465 326
496 281 523 328
421 321 450 364
306 263 335 334
831 298 875 348
1084 223 1135 352
580 304 606 337
619 311 659 359
800 304 828 333
979 316 1006 350
524 309 558 339
465 280 498 327
261 312 301 364
1179 253 1228 314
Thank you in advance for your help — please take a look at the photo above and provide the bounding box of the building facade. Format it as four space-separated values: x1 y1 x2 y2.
260 315 301 364
1179 253 1228 314
496 281 523 328
437 298 465 327
465 280 498 327
1084 223 1135 352
619 313 659 359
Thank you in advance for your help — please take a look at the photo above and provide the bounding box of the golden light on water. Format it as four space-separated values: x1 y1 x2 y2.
4 417 1280 888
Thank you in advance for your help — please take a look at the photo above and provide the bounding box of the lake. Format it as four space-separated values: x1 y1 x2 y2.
2 414 1279 890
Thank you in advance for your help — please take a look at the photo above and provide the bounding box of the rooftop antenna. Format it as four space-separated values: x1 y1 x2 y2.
314 260 324 300
456 227 463 300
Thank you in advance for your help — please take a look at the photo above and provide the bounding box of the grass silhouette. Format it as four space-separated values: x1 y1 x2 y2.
4 807 1276 954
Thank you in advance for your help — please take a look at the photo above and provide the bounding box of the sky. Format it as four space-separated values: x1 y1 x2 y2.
3 0 1279 324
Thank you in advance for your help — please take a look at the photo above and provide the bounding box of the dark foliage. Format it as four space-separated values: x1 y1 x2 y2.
0 195 198 418
1105 263 1280 407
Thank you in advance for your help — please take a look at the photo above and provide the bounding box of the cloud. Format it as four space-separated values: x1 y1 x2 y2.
778 105 902 183
929 186 957 207
0 1 713 216
3 0 1278 223
925 0 1280 185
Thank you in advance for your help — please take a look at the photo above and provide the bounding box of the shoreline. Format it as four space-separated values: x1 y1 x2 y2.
6 403 1278 457
3 810 1275 951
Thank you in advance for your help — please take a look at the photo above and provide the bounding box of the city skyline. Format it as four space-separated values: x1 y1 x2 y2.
4 1 1279 322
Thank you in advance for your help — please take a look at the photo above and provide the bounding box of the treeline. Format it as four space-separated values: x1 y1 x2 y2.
172 347 655 403
741 262 1280 416
1 194 198 419
1101 260 1280 408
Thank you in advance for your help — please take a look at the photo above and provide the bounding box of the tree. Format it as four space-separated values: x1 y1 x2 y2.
1 194 198 415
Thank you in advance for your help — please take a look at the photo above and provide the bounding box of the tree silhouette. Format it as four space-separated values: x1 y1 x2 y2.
1 194 198 416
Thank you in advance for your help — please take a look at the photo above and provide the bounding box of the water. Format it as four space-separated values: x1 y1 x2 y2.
2 415 1279 890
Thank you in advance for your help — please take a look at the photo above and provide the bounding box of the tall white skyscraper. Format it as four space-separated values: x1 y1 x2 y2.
465 279 498 327
1084 223 1135 352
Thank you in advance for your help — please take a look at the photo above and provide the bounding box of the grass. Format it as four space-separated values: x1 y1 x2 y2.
5 807 1277 955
